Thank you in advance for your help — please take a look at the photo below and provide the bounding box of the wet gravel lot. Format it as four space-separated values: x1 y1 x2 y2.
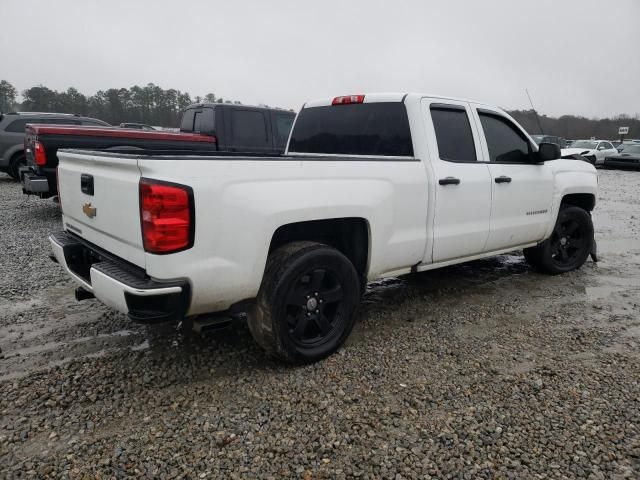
1 169 639 479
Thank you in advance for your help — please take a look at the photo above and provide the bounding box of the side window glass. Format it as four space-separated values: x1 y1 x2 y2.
479 112 531 163
180 109 196 132
275 114 294 147
5 119 30 132
44 119 81 125
231 110 269 148
430 106 476 162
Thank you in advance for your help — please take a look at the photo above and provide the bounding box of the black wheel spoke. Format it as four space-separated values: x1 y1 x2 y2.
559 247 568 261
321 285 343 304
564 221 579 236
293 313 310 339
310 269 326 291
286 286 308 307
314 314 332 335
569 238 585 250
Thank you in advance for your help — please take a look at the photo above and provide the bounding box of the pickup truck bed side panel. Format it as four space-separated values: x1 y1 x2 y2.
137 157 428 315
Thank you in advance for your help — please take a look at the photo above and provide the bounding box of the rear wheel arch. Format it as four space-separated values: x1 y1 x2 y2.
268 217 370 284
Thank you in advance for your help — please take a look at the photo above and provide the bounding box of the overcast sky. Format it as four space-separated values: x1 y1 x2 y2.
1 0 638 118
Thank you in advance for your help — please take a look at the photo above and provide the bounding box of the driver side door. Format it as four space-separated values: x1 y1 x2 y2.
472 106 555 252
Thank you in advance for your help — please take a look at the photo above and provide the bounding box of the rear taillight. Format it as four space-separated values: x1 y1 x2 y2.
34 141 47 166
139 179 194 254
332 94 365 105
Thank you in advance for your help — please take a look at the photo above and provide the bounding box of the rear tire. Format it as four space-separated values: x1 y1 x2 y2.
248 241 360 364
524 206 593 275
8 153 26 180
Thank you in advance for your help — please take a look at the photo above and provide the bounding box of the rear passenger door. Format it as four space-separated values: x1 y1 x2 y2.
472 106 554 251
422 98 492 263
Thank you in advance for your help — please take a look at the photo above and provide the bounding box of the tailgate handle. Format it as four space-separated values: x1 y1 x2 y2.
81 174 94 195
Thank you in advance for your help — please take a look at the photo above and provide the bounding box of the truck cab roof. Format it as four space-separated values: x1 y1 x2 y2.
185 103 292 112
301 92 509 115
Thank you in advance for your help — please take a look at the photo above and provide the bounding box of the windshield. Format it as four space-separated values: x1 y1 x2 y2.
621 145 640 154
571 140 598 149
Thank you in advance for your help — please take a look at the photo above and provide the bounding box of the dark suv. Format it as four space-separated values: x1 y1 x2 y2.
0 112 109 179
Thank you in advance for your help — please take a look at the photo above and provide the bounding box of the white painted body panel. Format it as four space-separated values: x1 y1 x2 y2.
470 104 555 251
419 97 492 262
58 152 146 267
55 93 598 318
135 157 427 314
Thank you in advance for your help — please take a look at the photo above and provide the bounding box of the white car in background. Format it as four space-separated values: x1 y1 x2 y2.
562 140 618 166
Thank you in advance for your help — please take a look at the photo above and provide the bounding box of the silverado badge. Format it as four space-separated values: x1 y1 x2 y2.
82 202 97 218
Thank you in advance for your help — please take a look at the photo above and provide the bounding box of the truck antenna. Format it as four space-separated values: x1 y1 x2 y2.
526 88 544 135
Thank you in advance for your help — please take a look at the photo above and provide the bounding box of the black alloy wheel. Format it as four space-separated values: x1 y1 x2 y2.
523 206 593 274
549 216 589 269
248 241 360 363
284 267 346 348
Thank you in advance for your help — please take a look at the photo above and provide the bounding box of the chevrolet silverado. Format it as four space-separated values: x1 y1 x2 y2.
50 93 598 363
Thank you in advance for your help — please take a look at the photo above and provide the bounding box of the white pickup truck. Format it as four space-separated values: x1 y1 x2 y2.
50 93 598 363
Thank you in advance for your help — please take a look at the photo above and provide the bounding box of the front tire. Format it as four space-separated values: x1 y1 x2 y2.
524 206 593 275
248 241 360 364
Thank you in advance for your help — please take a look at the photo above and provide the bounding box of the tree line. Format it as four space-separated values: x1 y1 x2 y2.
508 109 640 141
1 79 638 138
0 80 242 127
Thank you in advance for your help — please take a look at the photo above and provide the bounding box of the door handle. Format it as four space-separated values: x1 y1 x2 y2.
439 177 460 186
494 176 512 184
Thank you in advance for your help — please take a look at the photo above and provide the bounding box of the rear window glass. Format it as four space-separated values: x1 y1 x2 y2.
288 103 413 156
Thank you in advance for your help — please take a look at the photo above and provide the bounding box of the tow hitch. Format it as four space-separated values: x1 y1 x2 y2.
75 287 95 301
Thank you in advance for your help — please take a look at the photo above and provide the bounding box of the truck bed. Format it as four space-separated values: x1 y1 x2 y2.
22 125 218 198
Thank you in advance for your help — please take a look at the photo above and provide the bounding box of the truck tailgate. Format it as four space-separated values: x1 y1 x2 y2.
57 150 145 267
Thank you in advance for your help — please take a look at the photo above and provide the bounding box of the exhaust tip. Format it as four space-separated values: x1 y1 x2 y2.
75 287 94 301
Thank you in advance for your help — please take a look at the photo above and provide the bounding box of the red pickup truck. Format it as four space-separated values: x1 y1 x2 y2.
21 103 295 198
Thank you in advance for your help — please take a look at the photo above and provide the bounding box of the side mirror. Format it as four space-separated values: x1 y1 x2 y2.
536 142 561 162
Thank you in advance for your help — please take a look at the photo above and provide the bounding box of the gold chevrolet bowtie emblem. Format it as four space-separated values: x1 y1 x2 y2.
82 202 97 218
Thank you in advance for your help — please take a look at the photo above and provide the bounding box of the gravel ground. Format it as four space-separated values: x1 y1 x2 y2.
1 169 639 479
